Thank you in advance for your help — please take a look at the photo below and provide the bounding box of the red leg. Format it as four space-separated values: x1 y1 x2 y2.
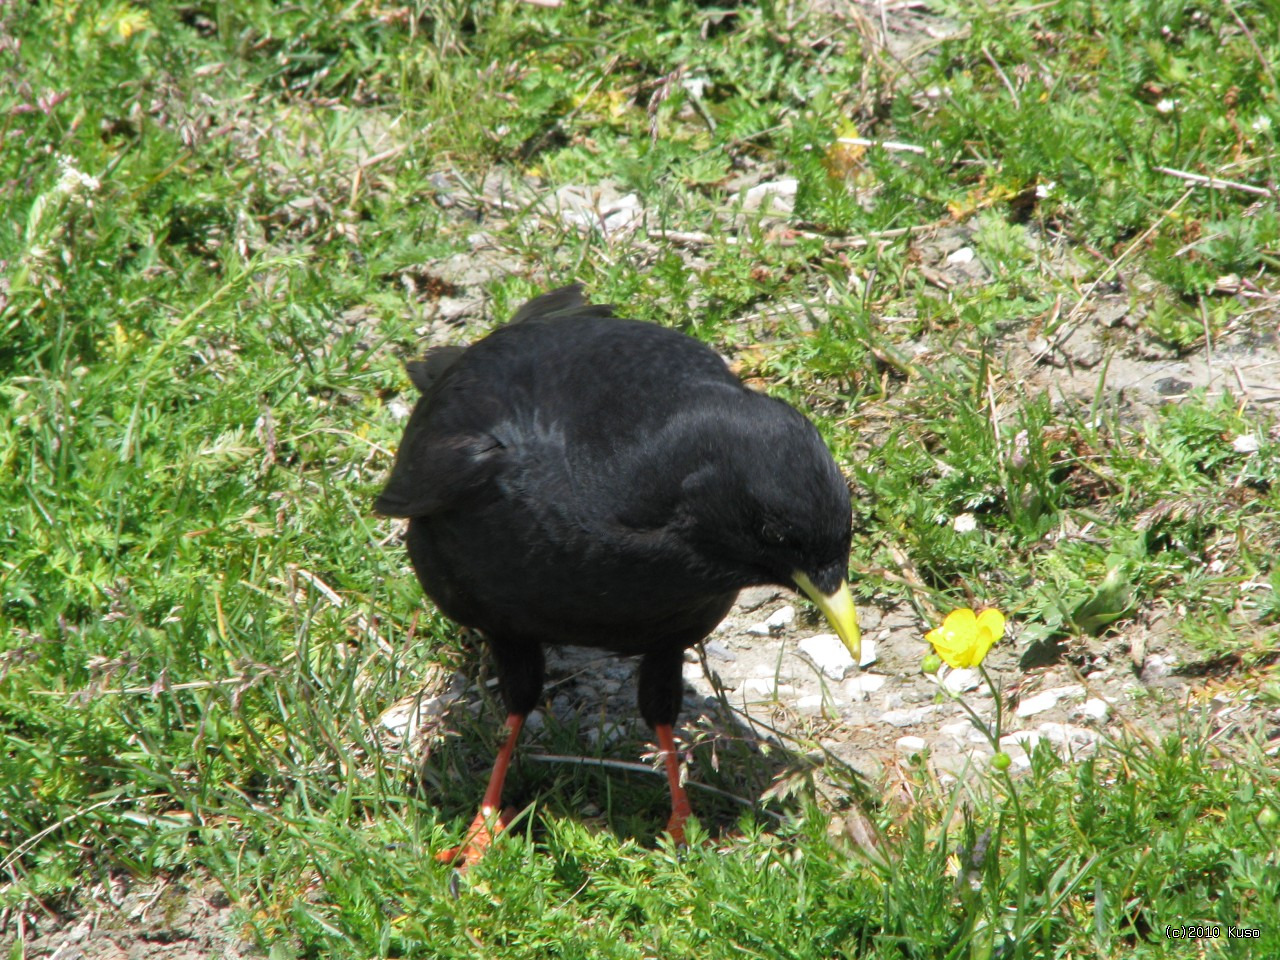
656 723 692 846
438 712 524 868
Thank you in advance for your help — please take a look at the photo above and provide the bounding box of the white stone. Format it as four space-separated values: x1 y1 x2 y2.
377 677 462 740
843 673 887 698
1074 698 1110 721
880 692 905 711
1038 722 1098 747
881 705 946 727
764 604 796 630
946 246 975 264
1014 691 1059 717
799 633 857 680
1141 654 1178 680
796 694 830 715
1000 731 1044 750
1015 684 1086 718
1232 434 1260 453
858 634 878 668
1047 683 1087 699
941 668 981 693
552 184 643 236
585 724 626 747
743 177 798 214
746 605 795 635
895 735 928 753
940 719 989 744
702 639 736 662
743 677 796 698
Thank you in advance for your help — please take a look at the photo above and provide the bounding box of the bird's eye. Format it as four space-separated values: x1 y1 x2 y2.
761 522 786 546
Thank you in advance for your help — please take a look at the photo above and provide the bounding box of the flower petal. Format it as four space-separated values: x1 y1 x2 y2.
927 608 982 668
964 608 1005 666
975 608 1006 641
968 630 996 666
942 608 978 634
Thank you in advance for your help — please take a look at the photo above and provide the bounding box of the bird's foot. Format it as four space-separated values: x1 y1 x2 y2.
436 806 515 869
664 811 689 849
664 812 718 856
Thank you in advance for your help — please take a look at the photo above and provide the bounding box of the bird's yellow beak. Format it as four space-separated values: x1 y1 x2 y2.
793 572 861 662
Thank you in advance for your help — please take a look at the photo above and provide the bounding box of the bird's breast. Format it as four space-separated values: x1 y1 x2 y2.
406 500 736 653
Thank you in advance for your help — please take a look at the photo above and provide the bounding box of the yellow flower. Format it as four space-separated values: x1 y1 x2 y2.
925 608 1005 669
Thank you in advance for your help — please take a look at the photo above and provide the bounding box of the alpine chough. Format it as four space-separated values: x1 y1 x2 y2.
377 285 861 866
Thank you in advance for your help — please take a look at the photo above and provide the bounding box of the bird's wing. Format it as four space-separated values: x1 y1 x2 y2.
376 349 514 517
375 287 616 518
373 409 505 518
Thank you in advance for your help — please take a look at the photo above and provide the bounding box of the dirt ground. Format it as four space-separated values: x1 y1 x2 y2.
3 874 257 960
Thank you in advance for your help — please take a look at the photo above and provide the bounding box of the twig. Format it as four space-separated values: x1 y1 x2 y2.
1153 165 1274 199
982 45 1021 109
523 753 783 819
358 143 408 171
293 565 393 655
987 367 1005 470
648 66 684 144
1173 231 1225 258
2 794 166 871
1232 363 1253 408
684 82 717 135
836 136 926 155
1199 296 1216 387
1035 188 1195 363
551 53 624 140
653 223 934 250
1219 0 1279 92
995 0 1065 18
31 674 259 696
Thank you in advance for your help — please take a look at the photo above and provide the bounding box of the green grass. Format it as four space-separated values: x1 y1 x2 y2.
3 0 1280 956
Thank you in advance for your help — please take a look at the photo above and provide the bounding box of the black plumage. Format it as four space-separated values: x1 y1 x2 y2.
377 285 860 864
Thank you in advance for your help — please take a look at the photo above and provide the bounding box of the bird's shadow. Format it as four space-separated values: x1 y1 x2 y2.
415 640 859 849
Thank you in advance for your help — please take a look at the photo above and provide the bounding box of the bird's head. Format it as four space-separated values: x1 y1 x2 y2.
681 393 861 660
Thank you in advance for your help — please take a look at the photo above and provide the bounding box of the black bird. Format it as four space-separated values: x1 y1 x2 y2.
376 285 860 865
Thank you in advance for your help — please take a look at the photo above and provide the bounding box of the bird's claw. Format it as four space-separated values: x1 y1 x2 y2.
664 812 690 852
437 806 515 869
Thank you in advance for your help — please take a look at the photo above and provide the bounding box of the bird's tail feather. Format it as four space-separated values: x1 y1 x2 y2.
406 346 467 394
400 286 612 396
509 283 614 324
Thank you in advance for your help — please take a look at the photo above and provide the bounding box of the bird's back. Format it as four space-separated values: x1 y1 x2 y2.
376 287 741 519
